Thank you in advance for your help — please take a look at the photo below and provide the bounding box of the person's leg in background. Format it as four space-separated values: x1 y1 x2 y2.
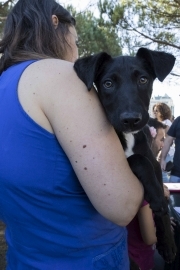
169 175 180 183
162 171 169 183
162 153 173 183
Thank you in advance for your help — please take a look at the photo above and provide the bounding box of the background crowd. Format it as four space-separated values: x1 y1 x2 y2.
152 103 180 184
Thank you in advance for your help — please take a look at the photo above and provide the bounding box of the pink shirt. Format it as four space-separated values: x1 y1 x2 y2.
127 200 155 270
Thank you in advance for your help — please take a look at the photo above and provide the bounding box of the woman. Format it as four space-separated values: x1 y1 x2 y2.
153 103 172 134
0 0 143 269
153 103 174 182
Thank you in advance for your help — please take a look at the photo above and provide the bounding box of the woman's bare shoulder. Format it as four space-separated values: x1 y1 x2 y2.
23 58 85 95
25 58 75 79
18 58 81 134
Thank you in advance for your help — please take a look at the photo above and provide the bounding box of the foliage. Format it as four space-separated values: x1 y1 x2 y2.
67 4 122 57
0 1 122 57
0 0 180 66
97 0 180 57
0 1 15 35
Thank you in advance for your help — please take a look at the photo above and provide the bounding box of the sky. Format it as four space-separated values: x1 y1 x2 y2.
63 0 180 117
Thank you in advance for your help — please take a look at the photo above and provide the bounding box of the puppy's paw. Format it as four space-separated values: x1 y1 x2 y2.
156 242 176 263
154 214 177 263
145 195 168 216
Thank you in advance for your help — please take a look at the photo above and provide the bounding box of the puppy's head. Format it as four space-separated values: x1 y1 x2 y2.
74 48 175 134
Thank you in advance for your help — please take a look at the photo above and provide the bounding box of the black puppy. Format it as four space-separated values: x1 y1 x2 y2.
74 48 176 263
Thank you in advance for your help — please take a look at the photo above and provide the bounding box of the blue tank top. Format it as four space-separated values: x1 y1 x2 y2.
0 61 129 270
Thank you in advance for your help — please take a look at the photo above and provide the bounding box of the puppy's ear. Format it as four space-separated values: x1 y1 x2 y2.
74 52 112 90
136 48 176 82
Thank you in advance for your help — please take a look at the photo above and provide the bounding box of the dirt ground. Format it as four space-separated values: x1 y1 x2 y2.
0 222 7 270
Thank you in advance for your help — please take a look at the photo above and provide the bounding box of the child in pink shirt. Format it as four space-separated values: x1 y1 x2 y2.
127 200 156 270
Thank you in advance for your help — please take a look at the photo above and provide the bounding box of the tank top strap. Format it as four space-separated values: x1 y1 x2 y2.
1 60 38 87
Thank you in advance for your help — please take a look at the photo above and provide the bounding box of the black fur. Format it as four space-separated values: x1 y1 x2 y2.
74 48 176 263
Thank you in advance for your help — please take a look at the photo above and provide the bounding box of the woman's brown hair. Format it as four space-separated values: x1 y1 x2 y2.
0 0 75 73
153 102 172 121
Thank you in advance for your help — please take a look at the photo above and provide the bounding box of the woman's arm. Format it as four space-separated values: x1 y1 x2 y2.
138 204 157 245
19 59 144 227
160 135 174 170
165 125 170 135
163 119 171 135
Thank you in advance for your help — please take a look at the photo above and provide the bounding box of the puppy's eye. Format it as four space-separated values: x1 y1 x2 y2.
103 80 113 88
139 77 148 84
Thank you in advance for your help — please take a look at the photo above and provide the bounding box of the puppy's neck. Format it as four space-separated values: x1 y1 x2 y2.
123 130 140 157
124 133 135 157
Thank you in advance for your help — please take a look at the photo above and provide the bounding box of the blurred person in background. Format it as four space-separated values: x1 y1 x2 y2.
153 103 174 182
161 116 180 183
153 102 172 134
148 118 166 159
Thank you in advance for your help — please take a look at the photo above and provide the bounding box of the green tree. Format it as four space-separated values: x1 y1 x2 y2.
0 0 15 34
67 5 122 57
98 0 180 55
96 0 180 79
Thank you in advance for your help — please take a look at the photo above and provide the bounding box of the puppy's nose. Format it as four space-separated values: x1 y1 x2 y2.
120 112 142 128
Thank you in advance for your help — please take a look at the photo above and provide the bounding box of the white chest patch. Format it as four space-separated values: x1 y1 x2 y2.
124 133 135 158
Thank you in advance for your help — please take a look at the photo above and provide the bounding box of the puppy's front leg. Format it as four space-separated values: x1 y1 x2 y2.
154 214 177 263
127 154 177 262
